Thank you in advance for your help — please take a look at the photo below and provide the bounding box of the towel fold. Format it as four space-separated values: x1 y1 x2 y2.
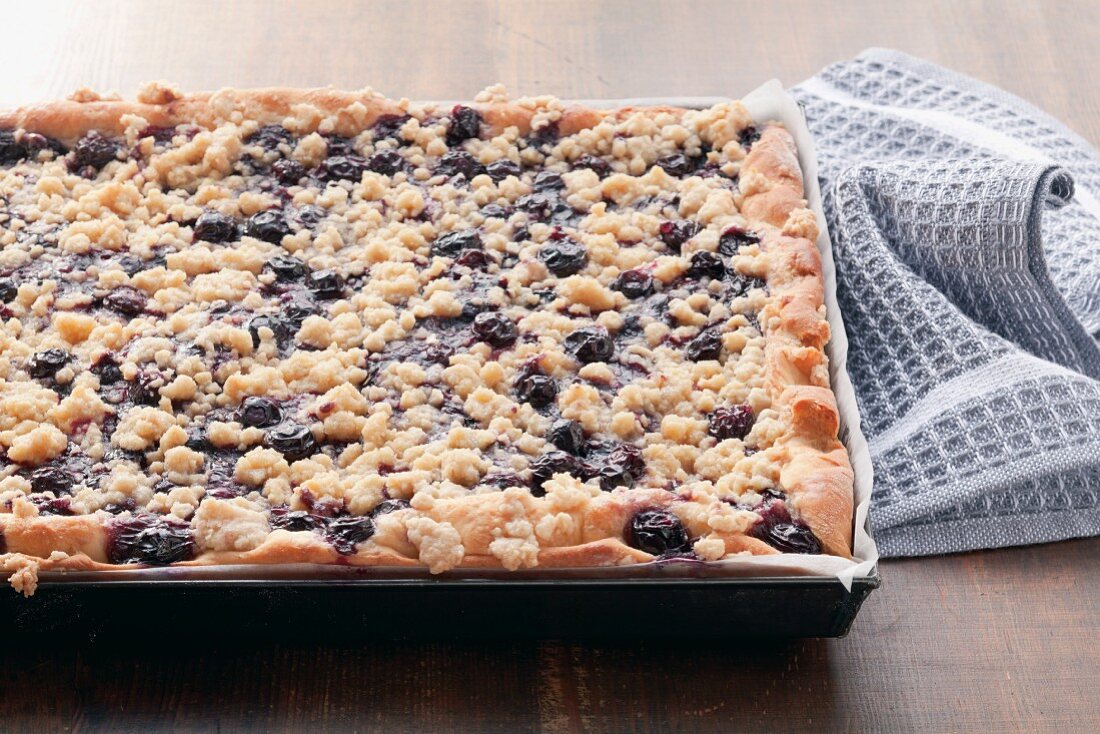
792 49 1100 557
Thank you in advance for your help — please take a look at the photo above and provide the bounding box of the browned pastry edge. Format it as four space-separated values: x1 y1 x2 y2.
0 86 690 143
0 509 657 587
0 91 854 592
742 127 855 558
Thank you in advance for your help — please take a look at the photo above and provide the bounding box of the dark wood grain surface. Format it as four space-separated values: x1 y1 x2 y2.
3 1 1099 732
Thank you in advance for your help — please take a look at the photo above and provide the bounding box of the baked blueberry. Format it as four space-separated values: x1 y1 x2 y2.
272 158 306 185
479 204 511 220
325 515 375 555
307 269 345 299
708 404 755 441
115 255 147 276
565 326 614 363
248 314 295 348
128 370 163 406
0 130 25 164
283 294 321 323
608 443 645 477
432 229 483 258
483 469 525 489
91 352 123 384
446 105 483 146
137 125 178 144
486 159 522 181
659 220 700 253
750 521 822 554
107 515 195 565
746 490 821 554
599 443 646 491
731 274 765 298
101 499 137 515
531 170 565 192
747 489 789 521
572 154 611 178
237 396 282 427
472 311 518 348
247 125 295 150
323 136 357 157
516 192 549 219
538 238 587 277
527 122 560 150
22 133 64 156
294 205 327 228
263 254 308 282
372 114 411 140
548 419 585 455
184 428 211 452
656 154 692 176
193 210 241 243
70 132 120 171
247 210 292 244
740 125 761 149
103 286 147 317
717 226 761 256
459 300 493 321
320 154 368 182
0 278 16 302
266 423 318 461
611 269 654 299
367 149 406 176
529 451 595 495
514 372 558 408
516 193 574 224
30 464 76 495
686 251 725 280
28 349 71 379
626 508 690 556
436 149 485 180
29 496 74 515
269 507 327 532
684 329 722 362
454 249 496 270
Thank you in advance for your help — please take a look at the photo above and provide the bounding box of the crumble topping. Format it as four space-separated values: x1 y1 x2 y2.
0 86 833 577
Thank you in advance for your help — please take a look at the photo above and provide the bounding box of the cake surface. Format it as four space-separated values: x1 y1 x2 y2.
0 83 853 594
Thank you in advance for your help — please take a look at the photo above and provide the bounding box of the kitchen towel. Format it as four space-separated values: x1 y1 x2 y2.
791 49 1100 557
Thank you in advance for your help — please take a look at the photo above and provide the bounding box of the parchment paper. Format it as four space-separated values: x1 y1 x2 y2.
37 82 879 590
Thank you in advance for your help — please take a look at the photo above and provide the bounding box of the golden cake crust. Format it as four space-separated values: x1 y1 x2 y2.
0 87 694 144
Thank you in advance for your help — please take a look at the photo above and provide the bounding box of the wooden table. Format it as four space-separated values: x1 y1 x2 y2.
3 1 1098 731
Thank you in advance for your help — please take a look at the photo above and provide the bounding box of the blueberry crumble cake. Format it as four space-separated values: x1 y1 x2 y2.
0 83 853 594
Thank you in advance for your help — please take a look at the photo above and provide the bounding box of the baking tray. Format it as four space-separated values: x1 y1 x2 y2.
0 85 880 640
0 574 878 643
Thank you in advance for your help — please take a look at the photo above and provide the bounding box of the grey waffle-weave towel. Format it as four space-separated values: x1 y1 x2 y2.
791 49 1100 557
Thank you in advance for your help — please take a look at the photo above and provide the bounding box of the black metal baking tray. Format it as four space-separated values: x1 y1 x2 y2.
0 570 879 642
